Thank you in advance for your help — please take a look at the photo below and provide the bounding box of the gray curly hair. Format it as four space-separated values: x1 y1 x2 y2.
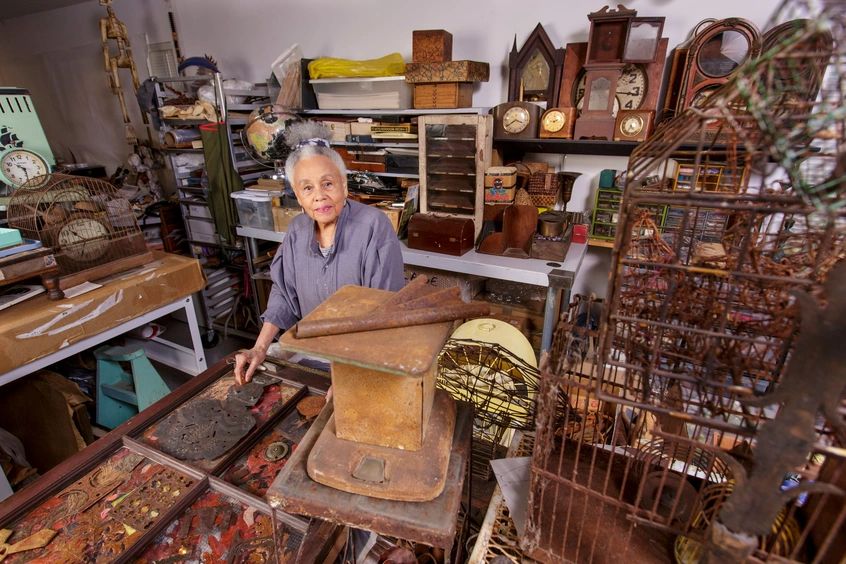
284 120 347 186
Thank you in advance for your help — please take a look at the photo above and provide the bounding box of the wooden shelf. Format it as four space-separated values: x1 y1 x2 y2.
496 138 642 157
588 238 615 249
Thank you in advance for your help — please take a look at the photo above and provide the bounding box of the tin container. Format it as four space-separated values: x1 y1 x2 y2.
484 166 517 203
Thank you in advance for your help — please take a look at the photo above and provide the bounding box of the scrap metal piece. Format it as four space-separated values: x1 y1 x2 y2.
47 452 146 529
155 383 264 461
263 442 289 462
719 262 846 536
226 529 275 564
294 301 490 339
176 505 234 539
296 396 325 419
112 468 196 532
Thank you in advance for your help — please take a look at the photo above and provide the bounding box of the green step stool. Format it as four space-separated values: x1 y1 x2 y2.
95 344 171 429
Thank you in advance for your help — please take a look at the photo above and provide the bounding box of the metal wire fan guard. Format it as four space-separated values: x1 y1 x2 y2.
438 338 539 480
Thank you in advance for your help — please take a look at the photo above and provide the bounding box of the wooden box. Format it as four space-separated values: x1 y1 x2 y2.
412 29 453 63
418 114 493 241
413 83 473 109
407 213 475 256
405 61 490 83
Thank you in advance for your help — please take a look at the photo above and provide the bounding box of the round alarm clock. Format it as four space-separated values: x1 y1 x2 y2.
0 148 50 189
55 215 113 263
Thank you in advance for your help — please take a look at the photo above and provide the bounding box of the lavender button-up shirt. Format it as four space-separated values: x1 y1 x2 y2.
262 199 405 331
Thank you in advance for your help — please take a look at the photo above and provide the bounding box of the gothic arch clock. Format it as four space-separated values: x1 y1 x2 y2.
508 23 565 104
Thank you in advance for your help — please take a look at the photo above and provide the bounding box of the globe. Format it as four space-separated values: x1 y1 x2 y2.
241 105 299 164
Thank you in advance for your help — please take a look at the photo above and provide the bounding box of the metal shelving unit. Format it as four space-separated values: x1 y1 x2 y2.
154 74 270 342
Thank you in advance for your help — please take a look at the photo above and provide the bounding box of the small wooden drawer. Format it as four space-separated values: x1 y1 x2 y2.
413 83 473 109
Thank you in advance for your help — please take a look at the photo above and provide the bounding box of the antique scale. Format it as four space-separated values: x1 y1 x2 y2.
273 280 488 501
573 6 664 141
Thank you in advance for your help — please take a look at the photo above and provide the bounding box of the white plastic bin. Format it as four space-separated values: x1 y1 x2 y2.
310 76 412 110
231 190 274 231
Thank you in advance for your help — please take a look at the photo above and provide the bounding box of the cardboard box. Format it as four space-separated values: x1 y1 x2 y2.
412 29 453 63
272 205 303 232
0 252 206 374
405 61 490 83
0 370 93 472
317 119 352 142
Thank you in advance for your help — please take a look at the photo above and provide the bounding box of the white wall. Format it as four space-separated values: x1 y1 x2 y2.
0 0 781 296
0 0 171 168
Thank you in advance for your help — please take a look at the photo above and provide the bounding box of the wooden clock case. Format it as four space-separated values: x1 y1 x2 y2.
508 23 565 104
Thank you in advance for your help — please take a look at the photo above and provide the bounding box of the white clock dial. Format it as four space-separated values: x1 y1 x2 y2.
57 217 111 263
0 149 49 188
620 114 645 137
573 64 646 117
617 64 647 111
503 107 530 134
542 110 566 133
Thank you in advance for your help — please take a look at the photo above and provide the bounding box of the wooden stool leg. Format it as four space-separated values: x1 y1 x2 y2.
41 272 64 300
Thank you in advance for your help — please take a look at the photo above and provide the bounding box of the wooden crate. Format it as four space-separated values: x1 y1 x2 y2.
418 114 492 242
413 83 473 109
412 29 453 63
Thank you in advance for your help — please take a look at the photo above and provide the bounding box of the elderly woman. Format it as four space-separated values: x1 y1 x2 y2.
234 121 404 383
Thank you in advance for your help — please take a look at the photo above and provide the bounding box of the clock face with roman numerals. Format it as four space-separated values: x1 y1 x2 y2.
574 64 646 117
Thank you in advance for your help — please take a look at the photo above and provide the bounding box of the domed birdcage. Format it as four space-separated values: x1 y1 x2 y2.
8 173 153 289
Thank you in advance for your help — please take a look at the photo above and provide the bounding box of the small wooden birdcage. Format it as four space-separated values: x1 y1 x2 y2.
8 173 153 289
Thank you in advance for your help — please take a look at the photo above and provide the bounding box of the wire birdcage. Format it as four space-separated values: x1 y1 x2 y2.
7 173 152 287
524 2 846 562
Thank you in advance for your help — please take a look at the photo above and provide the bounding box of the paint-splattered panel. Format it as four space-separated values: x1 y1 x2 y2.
131 488 304 563
4 447 198 563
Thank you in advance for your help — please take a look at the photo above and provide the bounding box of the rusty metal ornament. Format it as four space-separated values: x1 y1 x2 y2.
112 468 195 532
719 261 846 537
155 382 265 461
45 452 146 530
295 396 325 419
226 529 275 564
263 442 289 462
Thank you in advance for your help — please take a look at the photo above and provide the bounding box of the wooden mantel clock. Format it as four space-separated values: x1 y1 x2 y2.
572 5 665 141
507 23 566 104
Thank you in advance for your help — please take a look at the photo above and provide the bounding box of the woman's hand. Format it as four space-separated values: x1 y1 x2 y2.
233 347 267 385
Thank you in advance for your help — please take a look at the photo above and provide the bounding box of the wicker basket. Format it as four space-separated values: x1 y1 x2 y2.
513 162 562 207
527 173 561 207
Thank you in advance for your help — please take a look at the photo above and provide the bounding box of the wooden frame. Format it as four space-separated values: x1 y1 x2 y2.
0 355 332 562
677 18 762 114
508 23 565 104
418 114 493 241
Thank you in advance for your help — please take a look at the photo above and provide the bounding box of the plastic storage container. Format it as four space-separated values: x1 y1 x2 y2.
310 76 412 110
231 191 274 231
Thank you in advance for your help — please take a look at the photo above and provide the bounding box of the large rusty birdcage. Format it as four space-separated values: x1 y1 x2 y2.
8 174 152 289
524 2 846 563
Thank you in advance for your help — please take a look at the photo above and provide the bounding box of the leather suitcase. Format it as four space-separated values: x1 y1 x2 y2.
407 214 474 256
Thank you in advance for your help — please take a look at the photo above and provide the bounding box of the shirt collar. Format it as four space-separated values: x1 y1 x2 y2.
307 199 350 256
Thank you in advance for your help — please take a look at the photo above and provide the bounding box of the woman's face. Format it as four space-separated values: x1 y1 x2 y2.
292 155 348 230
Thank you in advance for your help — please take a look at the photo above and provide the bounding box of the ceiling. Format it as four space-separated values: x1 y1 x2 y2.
0 0 94 20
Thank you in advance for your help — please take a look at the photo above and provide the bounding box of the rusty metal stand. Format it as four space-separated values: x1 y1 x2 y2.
267 399 473 562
